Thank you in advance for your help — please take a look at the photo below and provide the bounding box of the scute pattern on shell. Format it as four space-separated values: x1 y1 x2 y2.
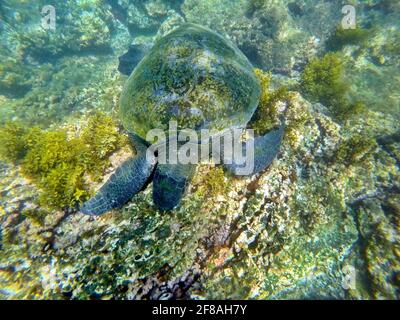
119 23 261 139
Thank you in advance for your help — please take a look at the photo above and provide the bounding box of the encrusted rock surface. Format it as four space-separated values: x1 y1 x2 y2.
0 0 399 300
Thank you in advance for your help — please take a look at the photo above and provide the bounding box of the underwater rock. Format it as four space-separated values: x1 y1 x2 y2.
127 265 201 300
181 0 340 73
0 55 125 126
348 194 400 299
338 20 400 118
0 56 32 98
111 0 180 36
0 1 115 61
0 0 399 301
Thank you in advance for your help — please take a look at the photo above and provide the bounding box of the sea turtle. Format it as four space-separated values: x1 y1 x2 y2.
80 23 285 215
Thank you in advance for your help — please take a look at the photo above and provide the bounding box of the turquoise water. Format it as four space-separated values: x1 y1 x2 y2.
0 0 399 299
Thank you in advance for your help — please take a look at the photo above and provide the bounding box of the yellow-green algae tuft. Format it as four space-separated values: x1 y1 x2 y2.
300 53 366 121
249 68 294 135
0 121 29 163
0 112 128 211
335 134 378 167
326 25 373 51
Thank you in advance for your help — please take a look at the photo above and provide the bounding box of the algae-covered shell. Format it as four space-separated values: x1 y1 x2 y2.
119 23 261 140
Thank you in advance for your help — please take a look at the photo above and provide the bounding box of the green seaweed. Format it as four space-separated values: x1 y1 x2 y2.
249 68 293 135
326 26 373 51
81 111 128 179
21 130 90 209
0 57 32 97
0 122 29 163
0 113 127 210
335 134 378 167
198 166 229 196
383 32 400 56
300 53 366 121
300 53 346 106
22 208 49 227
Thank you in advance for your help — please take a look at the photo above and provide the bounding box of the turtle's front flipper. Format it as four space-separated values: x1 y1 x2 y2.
224 121 285 176
80 153 156 216
153 163 196 211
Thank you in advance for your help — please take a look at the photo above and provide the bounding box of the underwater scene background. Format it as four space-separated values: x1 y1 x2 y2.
0 0 399 299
